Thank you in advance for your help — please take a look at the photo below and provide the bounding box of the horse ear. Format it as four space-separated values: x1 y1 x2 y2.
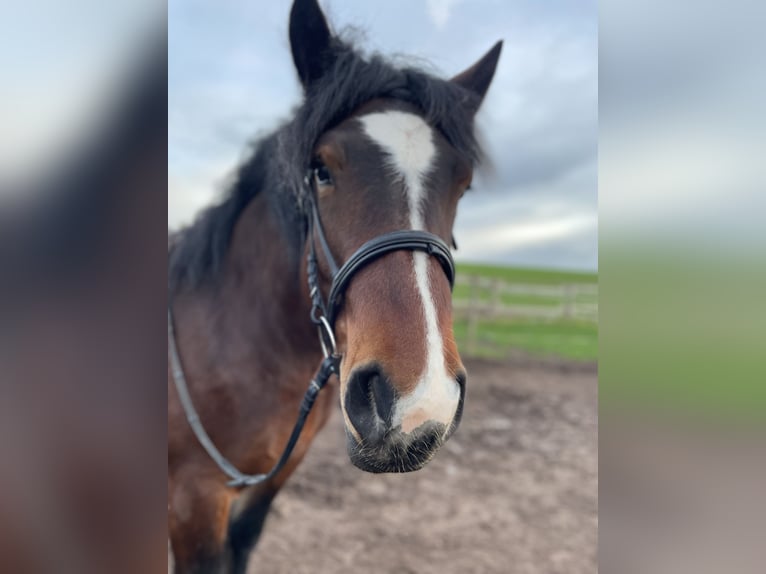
289 0 333 88
451 40 503 110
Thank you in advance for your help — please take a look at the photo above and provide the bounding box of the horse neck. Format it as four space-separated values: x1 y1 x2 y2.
186 193 321 381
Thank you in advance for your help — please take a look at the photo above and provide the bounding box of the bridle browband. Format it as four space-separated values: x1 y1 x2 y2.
168 169 456 488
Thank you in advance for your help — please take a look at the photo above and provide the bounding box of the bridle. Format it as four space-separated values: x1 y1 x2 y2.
305 173 455 357
168 168 455 488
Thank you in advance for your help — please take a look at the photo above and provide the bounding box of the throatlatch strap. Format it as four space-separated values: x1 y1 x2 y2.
168 305 339 488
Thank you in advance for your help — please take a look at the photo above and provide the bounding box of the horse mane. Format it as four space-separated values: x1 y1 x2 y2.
169 35 484 294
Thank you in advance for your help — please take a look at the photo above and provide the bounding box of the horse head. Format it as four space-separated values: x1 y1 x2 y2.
290 0 502 472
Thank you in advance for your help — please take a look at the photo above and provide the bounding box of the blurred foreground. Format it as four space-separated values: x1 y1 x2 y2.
0 5 167 573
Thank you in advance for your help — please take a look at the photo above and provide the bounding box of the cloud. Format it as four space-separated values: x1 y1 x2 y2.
168 0 598 270
426 0 464 29
461 212 596 252
454 158 598 270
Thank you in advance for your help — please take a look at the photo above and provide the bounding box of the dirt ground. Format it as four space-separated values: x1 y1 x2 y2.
250 357 598 574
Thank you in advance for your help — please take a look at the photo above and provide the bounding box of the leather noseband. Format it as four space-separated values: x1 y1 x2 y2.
305 175 455 353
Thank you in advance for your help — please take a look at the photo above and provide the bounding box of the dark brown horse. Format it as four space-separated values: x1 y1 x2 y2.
167 0 501 572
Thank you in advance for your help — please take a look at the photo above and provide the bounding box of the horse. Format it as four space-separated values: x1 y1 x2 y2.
167 0 502 572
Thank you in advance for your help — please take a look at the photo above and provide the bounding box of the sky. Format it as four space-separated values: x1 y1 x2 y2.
0 0 162 186
168 0 598 270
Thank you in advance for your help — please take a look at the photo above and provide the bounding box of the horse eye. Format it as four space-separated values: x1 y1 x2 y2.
314 165 333 187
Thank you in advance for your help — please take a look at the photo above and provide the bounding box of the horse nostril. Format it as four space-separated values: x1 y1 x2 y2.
370 371 395 423
345 365 396 444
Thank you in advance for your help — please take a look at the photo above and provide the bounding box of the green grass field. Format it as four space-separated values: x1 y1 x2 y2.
453 263 598 362
457 263 598 285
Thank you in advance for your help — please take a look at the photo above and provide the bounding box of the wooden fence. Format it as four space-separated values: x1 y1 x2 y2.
453 275 598 356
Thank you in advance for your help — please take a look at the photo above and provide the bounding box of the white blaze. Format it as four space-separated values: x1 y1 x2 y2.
359 111 460 436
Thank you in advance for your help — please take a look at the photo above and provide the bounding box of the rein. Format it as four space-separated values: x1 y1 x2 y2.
168 172 455 489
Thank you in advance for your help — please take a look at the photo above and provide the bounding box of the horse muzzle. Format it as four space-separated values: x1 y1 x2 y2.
342 364 465 473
